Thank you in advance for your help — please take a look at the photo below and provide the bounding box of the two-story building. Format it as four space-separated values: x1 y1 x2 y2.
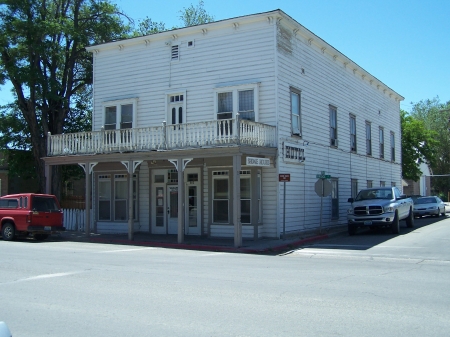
43 9 404 247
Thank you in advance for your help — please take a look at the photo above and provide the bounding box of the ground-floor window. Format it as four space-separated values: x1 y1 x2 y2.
213 171 229 223
240 170 251 224
331 179 339 219
98 173 138 221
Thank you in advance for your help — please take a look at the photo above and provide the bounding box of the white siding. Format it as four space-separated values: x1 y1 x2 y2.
275 20 402 235
92 21 277 131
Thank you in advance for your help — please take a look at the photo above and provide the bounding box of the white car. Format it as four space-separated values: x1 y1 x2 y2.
413 196 446 218
0 322 12 337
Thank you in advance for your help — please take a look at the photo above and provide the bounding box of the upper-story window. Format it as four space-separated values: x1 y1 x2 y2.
103 98 137 130
350 115 356 152
167 92 186 126
390 131 395 162
379 127 385 159
330 105 337 147
290 87 301 136
215 83 259 122
366 121 372 156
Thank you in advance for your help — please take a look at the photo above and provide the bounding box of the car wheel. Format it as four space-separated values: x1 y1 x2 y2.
406 208 414 228
348 224 357 236
391 212 400 234
2 223 16 241
441 207 446 216
33 234 49 241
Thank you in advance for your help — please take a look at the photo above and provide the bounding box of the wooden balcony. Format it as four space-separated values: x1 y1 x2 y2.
47 118 277 156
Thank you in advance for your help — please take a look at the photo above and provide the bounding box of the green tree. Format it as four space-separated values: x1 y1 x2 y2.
409 97 450 194
401 110 437 181
179 0 214 27
0 0 130 197
133 1 214 36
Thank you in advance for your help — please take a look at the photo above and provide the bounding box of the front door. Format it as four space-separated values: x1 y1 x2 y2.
167 186 178 234
186 184 200 235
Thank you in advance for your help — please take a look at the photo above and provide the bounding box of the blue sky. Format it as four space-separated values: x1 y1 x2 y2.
1 0 449 111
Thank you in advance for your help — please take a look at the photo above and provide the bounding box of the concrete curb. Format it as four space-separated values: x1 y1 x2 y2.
87 230 343 254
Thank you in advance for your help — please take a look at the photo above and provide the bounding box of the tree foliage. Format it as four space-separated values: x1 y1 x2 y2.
401 110 438 181
133 1 214 36
0 0 130 196
409 97 450 194
179 0 214 27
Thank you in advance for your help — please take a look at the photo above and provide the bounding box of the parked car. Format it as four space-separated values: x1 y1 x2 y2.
413 196 446 218
0 193 64 241
0 322 12 337
347 187 414 235
408 195 423 204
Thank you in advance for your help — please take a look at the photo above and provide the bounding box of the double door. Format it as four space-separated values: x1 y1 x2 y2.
152 168 201 235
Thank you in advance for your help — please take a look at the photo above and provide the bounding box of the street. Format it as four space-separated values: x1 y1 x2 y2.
1 216 450 336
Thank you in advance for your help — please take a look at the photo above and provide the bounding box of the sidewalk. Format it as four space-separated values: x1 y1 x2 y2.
59 225 348 255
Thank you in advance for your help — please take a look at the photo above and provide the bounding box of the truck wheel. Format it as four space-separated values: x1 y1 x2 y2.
33 234 49 241
391 212 400 234
2 223 16 241
406 208 414 228
348 224 357 236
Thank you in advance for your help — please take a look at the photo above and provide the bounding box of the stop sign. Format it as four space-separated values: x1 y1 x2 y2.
315 179 332 197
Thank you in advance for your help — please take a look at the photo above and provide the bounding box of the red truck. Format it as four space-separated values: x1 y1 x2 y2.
0 193 64 241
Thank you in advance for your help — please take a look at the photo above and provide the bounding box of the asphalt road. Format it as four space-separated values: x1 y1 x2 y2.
1 216 449 337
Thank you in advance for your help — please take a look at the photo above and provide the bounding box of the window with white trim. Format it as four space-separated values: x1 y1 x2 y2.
215 83 259 122
240 170 251 224
379 127 384 159
390 131 395 162
330 105 337 146
380 181 385 187
212 171 229 223
98 173 138 222
290 87 301 136
350 115 357 152
103 98 137 130
366 121 372 156
98 175 111 220
168 93 186 126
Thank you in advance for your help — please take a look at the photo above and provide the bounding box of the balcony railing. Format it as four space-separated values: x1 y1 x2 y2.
47 118 277 156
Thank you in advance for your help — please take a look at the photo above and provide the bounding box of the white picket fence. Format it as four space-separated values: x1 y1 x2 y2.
63 209 92 231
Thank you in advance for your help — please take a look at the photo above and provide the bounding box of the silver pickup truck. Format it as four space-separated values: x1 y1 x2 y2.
347 187 414 235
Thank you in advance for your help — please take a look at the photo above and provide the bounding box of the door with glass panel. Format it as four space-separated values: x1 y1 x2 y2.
186 170 201 235
152 170 167 234
167 186 178 235
167 94 184 147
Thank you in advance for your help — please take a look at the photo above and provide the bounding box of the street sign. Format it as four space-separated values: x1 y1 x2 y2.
279 174 291 182
316 171 331 179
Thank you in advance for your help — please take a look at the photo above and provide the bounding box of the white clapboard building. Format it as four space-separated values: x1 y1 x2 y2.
44 9 404 246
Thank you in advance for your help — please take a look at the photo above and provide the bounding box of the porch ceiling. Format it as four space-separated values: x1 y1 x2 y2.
42 145 277 166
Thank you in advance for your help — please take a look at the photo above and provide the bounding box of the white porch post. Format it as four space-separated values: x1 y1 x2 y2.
120 161 142 241
128 160 134 241
78 162 97 237
233 155 242 247
85 163 91 237
177 158 185 244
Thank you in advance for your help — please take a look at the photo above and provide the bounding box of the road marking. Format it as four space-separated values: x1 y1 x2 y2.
310 244 425 249
98 247 157 253
199 252 227 257
3 271 85 285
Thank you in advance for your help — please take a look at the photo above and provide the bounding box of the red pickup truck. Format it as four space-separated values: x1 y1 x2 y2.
0 193 64 241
